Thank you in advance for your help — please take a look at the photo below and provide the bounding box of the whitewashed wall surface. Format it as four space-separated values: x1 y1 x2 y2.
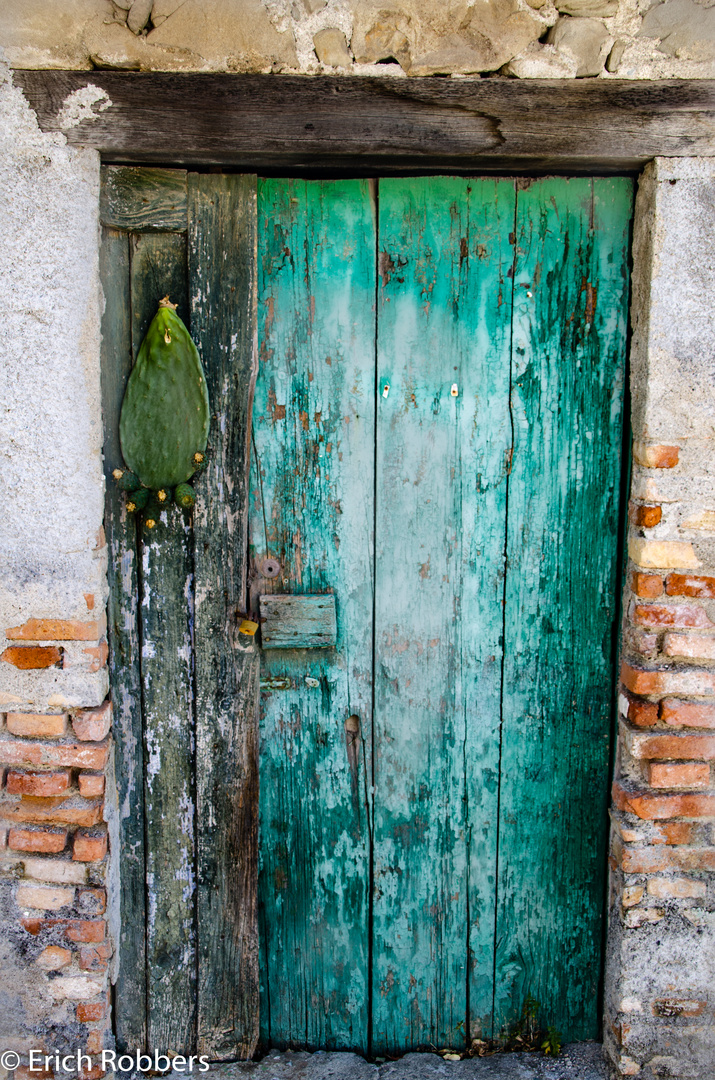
2 0 715 81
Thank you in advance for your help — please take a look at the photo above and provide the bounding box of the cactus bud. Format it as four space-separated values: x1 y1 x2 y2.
126 487 149 512
174 483 196 510
113 468 141 492
156 489 168 503
145 518 156 529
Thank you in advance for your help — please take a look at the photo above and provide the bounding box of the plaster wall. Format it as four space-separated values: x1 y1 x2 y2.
0 61 107 711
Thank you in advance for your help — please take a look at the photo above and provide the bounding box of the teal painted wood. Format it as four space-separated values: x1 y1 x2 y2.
260 594 337 649
130 231 198 1054
372 178 516 1054
99 226 146 1052
494 177 632 1040
252 178 376 1051
189 173 261 1059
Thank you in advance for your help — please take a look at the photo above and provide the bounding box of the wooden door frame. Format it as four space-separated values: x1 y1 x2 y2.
33 68 713 1057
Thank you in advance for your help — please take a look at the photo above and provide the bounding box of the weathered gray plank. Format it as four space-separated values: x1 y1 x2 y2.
16 72 715 173
130 230 197 1054
188 173 260 1060
99 224 146 1051
259 595 337 649
100 166 187 230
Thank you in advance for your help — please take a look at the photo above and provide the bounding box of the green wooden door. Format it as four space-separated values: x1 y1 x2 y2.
251 176 632 1055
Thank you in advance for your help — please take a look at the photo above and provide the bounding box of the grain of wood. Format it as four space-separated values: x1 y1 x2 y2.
99 225 146 1052
252 178 376 1051
372 177 515 1053
189 172 261 1060
17 73 715 172
131 230 197 1054
494 177 632 1040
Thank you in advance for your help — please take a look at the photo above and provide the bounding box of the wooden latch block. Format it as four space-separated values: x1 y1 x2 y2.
259 594 337 649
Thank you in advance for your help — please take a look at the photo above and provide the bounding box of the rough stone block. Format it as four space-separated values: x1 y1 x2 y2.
546 16 612 78
313 28 351 68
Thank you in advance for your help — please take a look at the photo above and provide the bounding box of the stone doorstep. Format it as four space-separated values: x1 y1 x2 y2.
160 1044 608 1080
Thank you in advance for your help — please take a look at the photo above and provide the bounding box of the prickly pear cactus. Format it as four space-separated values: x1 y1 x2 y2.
114 297 210 526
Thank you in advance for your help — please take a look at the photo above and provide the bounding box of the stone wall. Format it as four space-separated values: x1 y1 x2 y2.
1 0 715 81
605 159 715 1080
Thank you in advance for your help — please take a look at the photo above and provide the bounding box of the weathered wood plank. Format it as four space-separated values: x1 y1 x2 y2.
16 72 715 173
372 178 515 1054
260 595 337 649
99 224 146 1052
188 172 261 1060
130 230 197 1054
100 166 187 230
252 178 376 1051
494 177 632 1040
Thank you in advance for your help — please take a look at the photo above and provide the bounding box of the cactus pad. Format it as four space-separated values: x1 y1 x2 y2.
119 298 210 491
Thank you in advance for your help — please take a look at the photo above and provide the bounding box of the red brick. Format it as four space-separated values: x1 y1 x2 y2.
6 713 67 738
632 573 664 599
633 443 680 469
77 887 106 914
1 797 104 827
647 761 711 788
661 699 715 729
0 738 110 770
65 919 106 943
648 876 706 899
73 831 107 862
79 942 112 971
72 701 111 742
8 826 68 853
0 646 62 669
79 642 109 673
663 633 715 660
77 1001 106 1022
5 619 100 641
632 603 713 629
78 772 105 797
631 732 715 761
15 1068 53 1080
20 917 105 941
652 821 699 844
84 594 95 611
667 573 715 598
627 695 659 728
620 662 715 697
79 1065 105 1079
86 1030 104 1055
6 769 70 796
633 505 663 528
616 842 715 872
613 780 715 819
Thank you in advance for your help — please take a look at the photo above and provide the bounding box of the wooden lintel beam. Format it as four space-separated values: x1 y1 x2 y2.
14 71 715 173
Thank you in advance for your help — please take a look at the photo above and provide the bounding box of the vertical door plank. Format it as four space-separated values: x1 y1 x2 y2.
253 179 376 1051
189 173 261 1060
130 232 198 1054
495 177 632 1039
373 178 516 1053
100 227 147 1051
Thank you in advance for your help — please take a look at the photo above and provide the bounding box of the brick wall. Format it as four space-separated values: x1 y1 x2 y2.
0 697 112 1070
